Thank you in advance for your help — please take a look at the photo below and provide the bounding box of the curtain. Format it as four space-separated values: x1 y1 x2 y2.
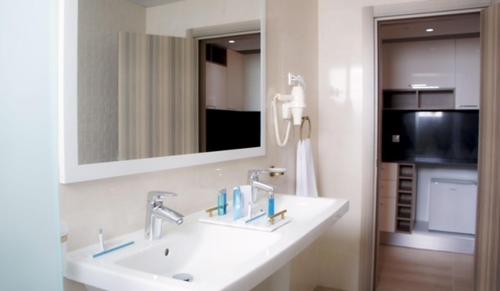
118 32 198 160
476 4 500 291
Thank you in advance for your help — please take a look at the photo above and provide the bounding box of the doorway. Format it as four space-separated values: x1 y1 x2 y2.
374 12 481 291
197 33 262 153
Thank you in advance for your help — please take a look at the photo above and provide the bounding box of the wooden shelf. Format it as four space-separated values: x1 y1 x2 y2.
398 189 413 194
382 88 455 110
397 203 412 207
377 162 416 234
395 163 416 233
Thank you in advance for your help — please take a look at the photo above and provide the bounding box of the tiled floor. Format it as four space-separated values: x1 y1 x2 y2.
376 245 474 291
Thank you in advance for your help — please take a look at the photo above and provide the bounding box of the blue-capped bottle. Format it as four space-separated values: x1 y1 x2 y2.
233 186 244 220
217 188 227 216
268 193 275 217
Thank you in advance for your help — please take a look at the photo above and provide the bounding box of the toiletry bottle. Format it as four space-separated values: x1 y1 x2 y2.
233 186 244 220
218 188 227 216
268 193 275 217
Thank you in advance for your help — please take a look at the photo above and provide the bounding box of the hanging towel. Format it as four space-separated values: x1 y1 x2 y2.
296 138 319 197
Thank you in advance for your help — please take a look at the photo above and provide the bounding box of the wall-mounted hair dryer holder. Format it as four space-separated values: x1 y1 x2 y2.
272 73 307 147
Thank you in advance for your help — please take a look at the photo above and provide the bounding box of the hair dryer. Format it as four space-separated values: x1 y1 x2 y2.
272 73 306 147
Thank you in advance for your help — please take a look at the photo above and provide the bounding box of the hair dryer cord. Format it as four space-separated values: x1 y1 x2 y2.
272 94 292 147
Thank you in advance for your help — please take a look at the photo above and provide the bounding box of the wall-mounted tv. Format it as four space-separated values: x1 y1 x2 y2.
382 110 479 165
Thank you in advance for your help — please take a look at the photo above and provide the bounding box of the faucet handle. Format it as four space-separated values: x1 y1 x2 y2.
147 191 177 203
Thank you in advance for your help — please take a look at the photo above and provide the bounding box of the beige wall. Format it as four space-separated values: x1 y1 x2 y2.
78 0 146 164
266 0 320 288
61 0 319 290
316 0 489 290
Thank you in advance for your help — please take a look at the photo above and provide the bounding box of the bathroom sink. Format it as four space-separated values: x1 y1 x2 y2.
116 225 280 282
64 194 349 291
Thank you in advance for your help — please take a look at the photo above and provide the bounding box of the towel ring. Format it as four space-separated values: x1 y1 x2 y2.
300 116 311 140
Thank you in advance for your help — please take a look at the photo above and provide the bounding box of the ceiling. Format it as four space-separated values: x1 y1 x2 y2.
380 13 480 41
206 33 261 53
127 0 183 7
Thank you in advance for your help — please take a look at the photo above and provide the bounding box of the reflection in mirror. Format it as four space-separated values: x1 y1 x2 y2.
77 0 262 165
199 34 261 152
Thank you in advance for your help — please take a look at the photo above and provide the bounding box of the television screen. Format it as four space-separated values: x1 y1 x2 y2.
382 110 479 165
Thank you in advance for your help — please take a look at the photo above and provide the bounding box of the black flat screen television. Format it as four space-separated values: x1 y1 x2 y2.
382 110 479 165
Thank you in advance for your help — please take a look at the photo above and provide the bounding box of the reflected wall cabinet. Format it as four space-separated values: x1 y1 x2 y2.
382 37 480 110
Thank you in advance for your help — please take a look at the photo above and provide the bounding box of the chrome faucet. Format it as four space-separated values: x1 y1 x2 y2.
248 167 286 185
145 191 184 240
248 168 282 203
248 169 267 184
251 180 274 203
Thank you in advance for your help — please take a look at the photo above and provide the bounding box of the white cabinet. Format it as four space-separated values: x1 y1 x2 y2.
382 39 456 89
379 180 397 199
378 163 398 232
379 197 396 232
455 37 480 110
382 37 480 110
428 179 477 235
380 163 398 181
205 62 227 109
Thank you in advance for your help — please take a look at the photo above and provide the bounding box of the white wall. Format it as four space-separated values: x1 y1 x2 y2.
0 1 62 291
61 1 319 291
226 49 245 110
78 0 146 164
416 166 478 222
146 0 262 37
244 53 262 111
316 0 488 290
205 51 261 111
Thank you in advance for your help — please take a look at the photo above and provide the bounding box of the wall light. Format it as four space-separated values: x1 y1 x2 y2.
228 40 236 44
426 28 435 32
417 112 443 118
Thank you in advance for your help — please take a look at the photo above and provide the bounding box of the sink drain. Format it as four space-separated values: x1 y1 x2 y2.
173 273 194 282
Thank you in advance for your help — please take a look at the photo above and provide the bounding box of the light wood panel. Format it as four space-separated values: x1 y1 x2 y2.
118 32 198 160
376 246 474 291
475 4 500 291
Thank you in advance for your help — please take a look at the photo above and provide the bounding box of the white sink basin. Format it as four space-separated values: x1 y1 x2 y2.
64 194 349 291
117 225 281 281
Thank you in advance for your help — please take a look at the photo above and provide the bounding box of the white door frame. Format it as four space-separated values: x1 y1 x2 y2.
370 3 488 290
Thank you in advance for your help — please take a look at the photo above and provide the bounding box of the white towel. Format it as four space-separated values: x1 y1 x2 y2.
296 138 318 197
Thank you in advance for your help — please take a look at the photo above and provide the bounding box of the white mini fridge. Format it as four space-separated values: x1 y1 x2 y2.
428 178 477 235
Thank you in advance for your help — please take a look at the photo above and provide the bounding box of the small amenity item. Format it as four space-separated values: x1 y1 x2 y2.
218 188 227 216
93 241 135 258
268 193 275 217
233 186 244 220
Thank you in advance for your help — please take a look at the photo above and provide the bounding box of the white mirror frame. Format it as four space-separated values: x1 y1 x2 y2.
58 0 266 184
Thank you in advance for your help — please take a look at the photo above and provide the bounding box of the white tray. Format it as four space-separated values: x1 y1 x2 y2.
199 211 291 232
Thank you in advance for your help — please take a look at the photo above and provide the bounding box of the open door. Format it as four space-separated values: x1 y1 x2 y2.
475 3 500 291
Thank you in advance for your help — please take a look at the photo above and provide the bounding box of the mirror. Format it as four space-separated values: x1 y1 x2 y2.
60 0 265 183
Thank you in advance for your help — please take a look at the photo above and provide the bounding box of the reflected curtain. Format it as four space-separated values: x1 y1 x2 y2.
118 32 198 160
